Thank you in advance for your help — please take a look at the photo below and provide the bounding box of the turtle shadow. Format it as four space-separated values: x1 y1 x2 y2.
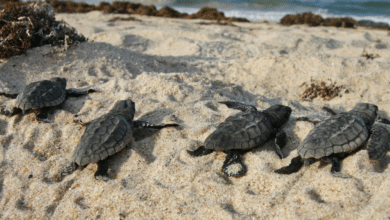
280 118 302 158
372 155 390 173
57 95 94 116
0 119 8 135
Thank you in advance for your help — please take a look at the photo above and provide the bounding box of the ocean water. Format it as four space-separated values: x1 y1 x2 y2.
83 0 390 24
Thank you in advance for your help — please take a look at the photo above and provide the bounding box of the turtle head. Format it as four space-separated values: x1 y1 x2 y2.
263 105 292 128
349 103 378 127
109 99 136 121
50 77 67 89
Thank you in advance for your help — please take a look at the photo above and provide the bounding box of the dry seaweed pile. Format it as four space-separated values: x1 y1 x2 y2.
46 0 249 22
300 79 347 101
0 1 85 59
280 12 356 28
361 49 380 60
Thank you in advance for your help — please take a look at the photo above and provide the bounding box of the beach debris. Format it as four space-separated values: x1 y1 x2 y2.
197 20 237 27
187 101 291 177
0 1 86 59
61 99 179 181
280 12 324 27
322 17 356 28
356 20 390 30
280 12 356 28
275 103 390 178
188 7 249 22
108 16 141 22
46 0 249 22
361 49 380 60
0 77 96 122
300 79 347 101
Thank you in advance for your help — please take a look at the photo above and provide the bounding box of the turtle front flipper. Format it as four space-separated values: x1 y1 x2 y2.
222 150 247 177
219 101 257 112
187 146 214 156
322 106 338 115
36 107 53 123
0 92 18 99
321 156 351 178
0 106 21 116
133 120 179 130
274 129 287 159
94 160 110 181
296 117 321 125
377 118 390 125
367 123 390 160
274 156 304 174
66 86 97 97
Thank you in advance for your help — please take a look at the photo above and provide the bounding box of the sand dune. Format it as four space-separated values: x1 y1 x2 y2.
0 11 390 219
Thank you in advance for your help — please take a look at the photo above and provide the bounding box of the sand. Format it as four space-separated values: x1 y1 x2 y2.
0 11 390 219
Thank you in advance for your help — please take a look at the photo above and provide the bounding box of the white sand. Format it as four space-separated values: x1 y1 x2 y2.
0 11 390 219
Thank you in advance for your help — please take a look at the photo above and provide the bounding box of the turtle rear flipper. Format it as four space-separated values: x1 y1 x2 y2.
275 156 304 174
61 162 78 178
367 123 390 160
94 160 110 181
321 156 351 178
222 151 247 177
66 86 97 97
219 101 257 112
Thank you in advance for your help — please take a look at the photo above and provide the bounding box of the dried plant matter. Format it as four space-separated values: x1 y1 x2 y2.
46 0 249 23
361 49 380 60
280 12 356 28
0 1 85 59
300 79 347 101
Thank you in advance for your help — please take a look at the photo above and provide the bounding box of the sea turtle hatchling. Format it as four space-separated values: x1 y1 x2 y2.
61 99 179 180
0 77 96 122
187 101 292 177
275 103 390 178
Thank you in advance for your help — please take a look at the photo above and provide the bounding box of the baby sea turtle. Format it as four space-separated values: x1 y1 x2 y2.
275 103 390 178
0 77 96 122
188 101 292 177
61 99 179 180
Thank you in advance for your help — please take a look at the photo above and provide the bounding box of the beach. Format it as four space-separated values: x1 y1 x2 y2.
0 10 390 219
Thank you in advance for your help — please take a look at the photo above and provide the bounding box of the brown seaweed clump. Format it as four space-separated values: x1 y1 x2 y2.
45 1 249 22
189 7 249 22
322 17 356 28
300 79 347 101
108 16 141 22
280 12 324 26
0 1 86 59
361 49 380 60
280 12 356 28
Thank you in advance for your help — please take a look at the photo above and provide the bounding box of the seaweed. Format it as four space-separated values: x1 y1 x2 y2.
280 12 356 29
108 16 140 22
280 12 323 27
0 1 86 59
361 49 380 60
45 1 249 22
300 79 347 101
